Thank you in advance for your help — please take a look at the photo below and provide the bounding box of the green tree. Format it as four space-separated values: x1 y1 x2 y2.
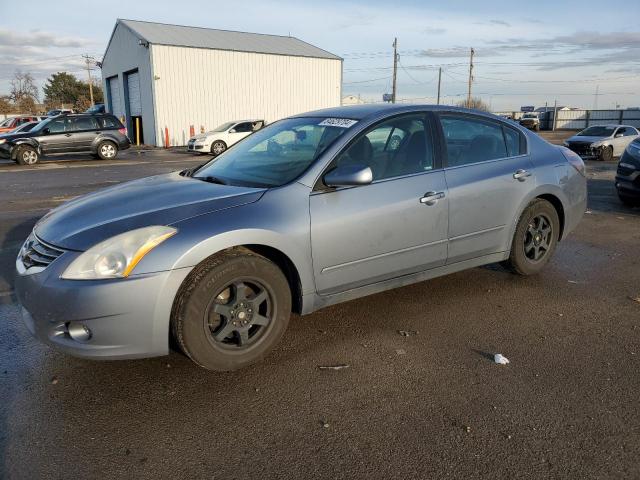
43 72 81 108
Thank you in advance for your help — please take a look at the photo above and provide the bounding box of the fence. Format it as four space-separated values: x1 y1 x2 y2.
493 109 640 130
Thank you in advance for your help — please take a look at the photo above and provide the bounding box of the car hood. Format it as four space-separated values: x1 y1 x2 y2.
566 135 609 143
190 133 213 141
35 172 266 251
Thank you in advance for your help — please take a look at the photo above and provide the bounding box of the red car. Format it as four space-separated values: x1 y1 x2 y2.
0 116 43 134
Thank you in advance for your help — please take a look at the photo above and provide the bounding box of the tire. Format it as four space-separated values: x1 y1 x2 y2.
599 145 613 162
211 140 227 156
15 145 39 165
97 141 118 160
171 249 292 371
618 192 640 207
503 199 560 275
534 124 540 132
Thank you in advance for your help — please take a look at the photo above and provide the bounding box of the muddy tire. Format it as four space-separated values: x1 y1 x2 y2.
15 145 39 165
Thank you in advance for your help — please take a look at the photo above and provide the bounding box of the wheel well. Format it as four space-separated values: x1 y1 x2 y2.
537 194 565 240
241 244 303 314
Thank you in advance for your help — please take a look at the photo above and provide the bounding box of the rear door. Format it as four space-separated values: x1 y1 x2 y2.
68 116 100 151
437 113 533 263
310 112 449 294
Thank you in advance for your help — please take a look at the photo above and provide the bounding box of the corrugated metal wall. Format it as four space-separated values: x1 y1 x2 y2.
151 45 342 146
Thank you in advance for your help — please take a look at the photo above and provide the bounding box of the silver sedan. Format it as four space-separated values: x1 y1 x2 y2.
15 104 587 370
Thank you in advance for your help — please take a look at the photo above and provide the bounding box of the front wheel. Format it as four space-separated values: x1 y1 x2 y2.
599 145 613 162
503 199 559 275
15 146 39 165
211 140 227 156
171 249 292 371
97 141 118 160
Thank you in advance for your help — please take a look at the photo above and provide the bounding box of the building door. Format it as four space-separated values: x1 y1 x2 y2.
107 76 124 122
126 71 142 144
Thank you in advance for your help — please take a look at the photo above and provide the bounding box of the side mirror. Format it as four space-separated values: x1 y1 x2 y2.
229 129 237 133
324 164 373 188
42 128 50 135
614 133 623 138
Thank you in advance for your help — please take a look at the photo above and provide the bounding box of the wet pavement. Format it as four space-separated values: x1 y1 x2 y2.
1 144 639 479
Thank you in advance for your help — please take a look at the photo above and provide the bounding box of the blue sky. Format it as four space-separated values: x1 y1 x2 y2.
1 0 639 110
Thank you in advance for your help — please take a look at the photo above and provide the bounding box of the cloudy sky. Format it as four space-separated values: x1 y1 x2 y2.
1 0 639 111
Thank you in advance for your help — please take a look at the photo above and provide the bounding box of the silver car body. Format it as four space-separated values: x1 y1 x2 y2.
15 104 587 360
564 124 640 158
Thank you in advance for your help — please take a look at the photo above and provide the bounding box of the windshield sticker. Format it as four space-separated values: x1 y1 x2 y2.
318 118 358 128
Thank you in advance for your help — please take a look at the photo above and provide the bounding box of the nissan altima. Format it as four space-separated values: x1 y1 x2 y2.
15 105 587 371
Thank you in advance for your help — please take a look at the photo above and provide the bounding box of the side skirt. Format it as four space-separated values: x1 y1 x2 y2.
301 251 509 314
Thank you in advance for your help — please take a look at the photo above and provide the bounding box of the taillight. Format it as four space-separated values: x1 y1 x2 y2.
118 128 126 135
559 146 586 177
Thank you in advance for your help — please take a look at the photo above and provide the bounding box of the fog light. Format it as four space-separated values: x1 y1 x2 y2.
67 322 92 342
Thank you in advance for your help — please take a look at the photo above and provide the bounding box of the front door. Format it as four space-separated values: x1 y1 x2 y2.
310 113 449 295
38 117 74 154
227 122 254 146
437 113 535 263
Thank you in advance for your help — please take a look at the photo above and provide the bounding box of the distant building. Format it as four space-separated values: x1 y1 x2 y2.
101 19 342 146
342 95 366 105
535 106 572 113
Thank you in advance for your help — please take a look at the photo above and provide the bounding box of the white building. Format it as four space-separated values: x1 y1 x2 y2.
101 19 342 147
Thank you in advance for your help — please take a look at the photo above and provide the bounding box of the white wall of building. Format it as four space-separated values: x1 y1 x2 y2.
101 24 157 145
150 45 342 147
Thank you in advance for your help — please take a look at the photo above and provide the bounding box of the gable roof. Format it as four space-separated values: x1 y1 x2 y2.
113 19 341 61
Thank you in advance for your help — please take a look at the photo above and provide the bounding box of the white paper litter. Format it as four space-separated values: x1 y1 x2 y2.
494 353 510 365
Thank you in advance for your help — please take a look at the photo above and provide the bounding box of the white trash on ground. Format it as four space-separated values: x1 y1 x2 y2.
494 354 510 365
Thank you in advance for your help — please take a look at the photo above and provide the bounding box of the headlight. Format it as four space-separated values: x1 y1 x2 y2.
61 226 176 280
590 142 602 148
0 139 6 145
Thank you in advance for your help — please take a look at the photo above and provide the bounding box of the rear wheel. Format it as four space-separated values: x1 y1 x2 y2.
599 145 613 162
171 249 291 371
15 145 39 165
503 199 559 275
97 141 118 160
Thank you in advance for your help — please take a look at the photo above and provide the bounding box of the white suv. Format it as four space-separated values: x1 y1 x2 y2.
187 120 265 155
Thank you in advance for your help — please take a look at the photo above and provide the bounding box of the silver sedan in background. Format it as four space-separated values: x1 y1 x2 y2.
15 104 587 371
564 124 640 161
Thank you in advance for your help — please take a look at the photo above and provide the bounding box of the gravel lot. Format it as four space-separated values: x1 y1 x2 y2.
1 136 638 479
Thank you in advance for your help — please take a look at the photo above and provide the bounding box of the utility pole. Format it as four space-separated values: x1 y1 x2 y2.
82 54 95 106
437 67 442 105
552 99 558 131
391 38 398 104
466 47 474 108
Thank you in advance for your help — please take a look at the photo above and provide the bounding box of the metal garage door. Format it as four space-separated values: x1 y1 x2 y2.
108 76 124 119
127 71 141 116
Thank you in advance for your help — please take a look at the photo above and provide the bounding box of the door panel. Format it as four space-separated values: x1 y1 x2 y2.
39 118 73 153
68 117 99 151
310 172 449 295
445 156 534 263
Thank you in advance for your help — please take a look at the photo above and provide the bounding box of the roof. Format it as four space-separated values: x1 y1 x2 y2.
293 103 502 121
115 19 341 60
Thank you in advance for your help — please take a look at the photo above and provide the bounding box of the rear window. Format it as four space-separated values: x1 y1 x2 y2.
97 116 123 129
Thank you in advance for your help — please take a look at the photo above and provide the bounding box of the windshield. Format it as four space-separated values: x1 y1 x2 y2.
14 122 37 133
0 118 13 127
194 117 354 187
211 122 236 133
579 126 615 137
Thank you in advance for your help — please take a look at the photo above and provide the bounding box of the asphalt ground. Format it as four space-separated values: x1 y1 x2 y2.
1 136 639 479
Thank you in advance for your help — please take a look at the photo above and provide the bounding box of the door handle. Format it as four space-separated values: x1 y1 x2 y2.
64 133 72 137
420 191 445 205
513 169 531 181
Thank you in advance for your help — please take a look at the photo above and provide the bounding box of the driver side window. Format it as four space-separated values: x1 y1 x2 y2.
334 114 433 181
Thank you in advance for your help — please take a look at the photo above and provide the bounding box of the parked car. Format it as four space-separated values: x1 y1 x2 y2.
187 119 265 155
85 103 105 114
0 116 43 134
519 112 540 131
4 121 40 135
46 108 74 117
15 105 586 371
563 124 640 161
0 113 130 165
615 137 640 207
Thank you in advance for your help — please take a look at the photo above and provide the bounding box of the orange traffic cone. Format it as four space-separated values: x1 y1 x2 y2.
189 125 195 138
164 127 169 148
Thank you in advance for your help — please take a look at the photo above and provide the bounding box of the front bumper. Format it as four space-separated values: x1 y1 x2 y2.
187 142 206 152
15 247 192 360
615 170 640 197
0 143 12 159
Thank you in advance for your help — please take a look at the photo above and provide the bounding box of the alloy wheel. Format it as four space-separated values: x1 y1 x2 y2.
23 150 37 164
524 214 552 261
101 144 116 158
205 279 272 349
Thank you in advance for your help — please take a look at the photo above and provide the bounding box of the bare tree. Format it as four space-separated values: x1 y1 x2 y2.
10 71 40 104
456 97 490 112
0 96 13 114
